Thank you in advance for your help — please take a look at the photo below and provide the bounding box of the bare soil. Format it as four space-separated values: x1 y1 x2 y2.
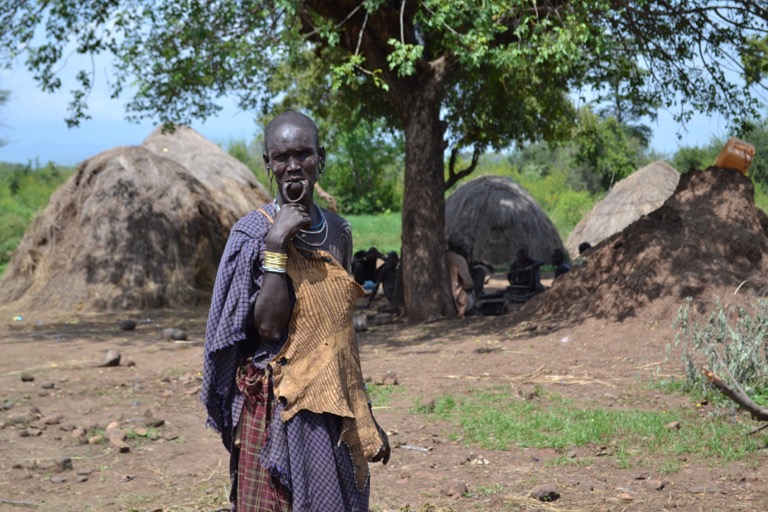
2 168 768 511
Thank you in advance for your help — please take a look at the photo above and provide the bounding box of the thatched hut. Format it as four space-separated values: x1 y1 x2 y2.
445 175 566 266
143 125 271 227
566 161 680 256
0 146 234 312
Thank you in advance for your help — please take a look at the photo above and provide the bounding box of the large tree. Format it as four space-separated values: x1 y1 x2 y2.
2 1 767 322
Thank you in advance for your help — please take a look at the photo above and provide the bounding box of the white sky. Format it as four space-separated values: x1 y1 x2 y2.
0 58 737 167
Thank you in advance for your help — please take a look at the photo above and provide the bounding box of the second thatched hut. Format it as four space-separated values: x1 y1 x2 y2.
565 161 680 256
445 174 566 266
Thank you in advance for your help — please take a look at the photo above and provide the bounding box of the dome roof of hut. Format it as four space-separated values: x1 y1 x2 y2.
445 174 566 266
0 142 252 313
143 125 270 226
566 161 680 256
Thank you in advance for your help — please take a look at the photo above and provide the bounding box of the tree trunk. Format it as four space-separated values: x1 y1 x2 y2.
400 96 455 323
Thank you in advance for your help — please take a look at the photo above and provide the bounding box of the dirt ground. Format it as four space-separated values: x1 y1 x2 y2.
1 280 767 512
2 168 768 511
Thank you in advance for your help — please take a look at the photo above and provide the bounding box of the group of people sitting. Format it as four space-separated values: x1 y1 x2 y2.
355 236 593 318
352 247 400 308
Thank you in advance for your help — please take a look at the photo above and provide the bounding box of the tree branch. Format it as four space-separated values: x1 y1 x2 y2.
702 367 768 423
444 144 481 190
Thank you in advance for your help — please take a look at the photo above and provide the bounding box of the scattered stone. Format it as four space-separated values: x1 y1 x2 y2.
80 419 99 431
59 423 76 432
50 475 67 484
440 479 467 497
380 371 398 386
530 484 560 502
76 475 89 483
469 455 490 465
161 390 173 398
373 313 392 325
163 432 179 441
20 373 34 382
119 320 137 331
18 428 30 438
42 414 63 425
517 384 539 400
666 421 681 431
5 414 30 426
566 450 577 459
30 420 48 431
2 400 14 410
106 420 121 431
618 492 633 501
103 349 121 367
40 382 55 389
144 410 165 428
107 428 127 442
125 358 137 368
88 435 105 445
109 436 130 453
353 314 368 332
162 328 188 341
643 479 665 491
54 456 73 472
76 469 92 476
420 398 435 412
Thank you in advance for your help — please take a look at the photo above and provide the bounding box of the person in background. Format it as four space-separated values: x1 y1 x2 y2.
551 248 571 278
352 246 383 288
367 251 399 309
573 241 593 269
446 233 476 319
202 111 389 512
507 244 544 294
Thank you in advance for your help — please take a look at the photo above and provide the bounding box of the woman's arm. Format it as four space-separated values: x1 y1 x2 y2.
252 203 309 341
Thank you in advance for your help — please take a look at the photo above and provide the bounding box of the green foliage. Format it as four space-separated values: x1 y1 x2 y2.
571 107 649 192
419 387 767 463
320 118 404 215
0 161 72 271
346 212 401 255
675 298 768 400
671 143 721 173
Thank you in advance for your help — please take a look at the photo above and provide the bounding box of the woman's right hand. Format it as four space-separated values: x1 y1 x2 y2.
265 203 311 251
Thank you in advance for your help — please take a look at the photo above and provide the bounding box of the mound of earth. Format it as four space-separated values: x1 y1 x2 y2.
526 167 768 322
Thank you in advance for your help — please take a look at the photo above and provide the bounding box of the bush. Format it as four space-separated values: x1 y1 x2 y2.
675 298 768 399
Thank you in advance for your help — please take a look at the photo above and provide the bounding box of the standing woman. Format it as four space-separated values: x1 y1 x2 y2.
202 111 390 511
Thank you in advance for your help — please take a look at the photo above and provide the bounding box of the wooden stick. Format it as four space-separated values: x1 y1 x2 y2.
702 367 768 422
0 499 37 508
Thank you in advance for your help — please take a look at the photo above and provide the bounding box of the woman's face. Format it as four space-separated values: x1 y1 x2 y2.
264 121 325 207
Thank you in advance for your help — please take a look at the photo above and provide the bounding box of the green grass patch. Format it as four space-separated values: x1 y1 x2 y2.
347 212 402 255
418 387 767 466
367 383 402 407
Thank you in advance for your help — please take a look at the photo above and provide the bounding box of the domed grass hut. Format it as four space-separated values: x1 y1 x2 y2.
143 125 270 226
445 175 566 266
566 161 680 256
0 136 266 313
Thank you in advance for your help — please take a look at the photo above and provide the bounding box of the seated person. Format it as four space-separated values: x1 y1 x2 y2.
573 241 593 269
367 251 399 308
352 246 382 286
551 248 571 278
446 234 476 319
507 245 544 294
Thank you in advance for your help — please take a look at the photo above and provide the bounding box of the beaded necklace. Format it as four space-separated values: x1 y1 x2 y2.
274 200 329 247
